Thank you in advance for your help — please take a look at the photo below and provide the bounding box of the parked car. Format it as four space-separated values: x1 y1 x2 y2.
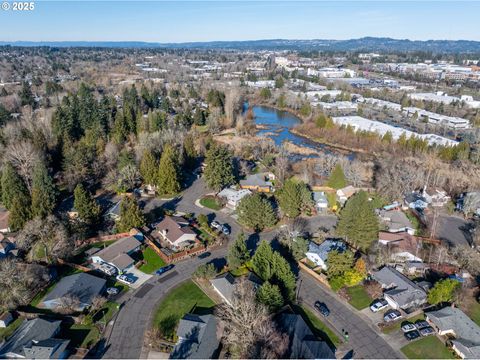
116 274 134 285
99 263 117 276
314 301 330 317
419 327 435 337
401 323 417 333
404 330 421 341
414 320 430 330
106 287 119 296
384 310 403 323
210 221 221 230
198 252 211 259
221 224 230 235
370 299 389 312
156 264 175 275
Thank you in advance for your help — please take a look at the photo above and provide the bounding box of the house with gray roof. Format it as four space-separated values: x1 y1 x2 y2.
90 235 142 272
426 306 480 359
39 272 106 311
278 313 335 359
170 314 220 359
0 318 69 359
239 172 275 193
305 240 346 270
313 191 329 212
378 209 415 235
210 272 262 306
372 266 427 311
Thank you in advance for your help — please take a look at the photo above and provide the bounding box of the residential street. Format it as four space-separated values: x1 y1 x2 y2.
298 273 402 359
103 177 397 359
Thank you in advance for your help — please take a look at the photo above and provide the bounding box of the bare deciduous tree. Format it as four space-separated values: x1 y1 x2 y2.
6 140 42 192
57 294 81 314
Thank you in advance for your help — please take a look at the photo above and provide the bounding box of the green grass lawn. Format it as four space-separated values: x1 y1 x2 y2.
139 247 166 274
382 313 425 334
294 305 341 348
346 285 372 310
0 317 23 341
153 280 215 340
199 196 222 210
466 301 480 326
401 336 456 359
64 324 101 349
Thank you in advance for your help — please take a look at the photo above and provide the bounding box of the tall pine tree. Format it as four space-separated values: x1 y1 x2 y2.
117 196 145 232
73 184 101 225
204 143 235 191
227 232 250 269
327 164 347 189
139 150 158 186
2 163 29 210
157 144 181 195
31 163 57 218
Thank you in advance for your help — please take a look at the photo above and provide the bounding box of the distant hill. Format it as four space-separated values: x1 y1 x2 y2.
1 37 480 53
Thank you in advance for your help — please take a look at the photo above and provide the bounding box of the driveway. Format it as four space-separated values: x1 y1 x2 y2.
124 267 153 290
298 272 402 359
433 214 472 247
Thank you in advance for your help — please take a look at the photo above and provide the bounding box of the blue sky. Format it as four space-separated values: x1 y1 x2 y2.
1 1 479 42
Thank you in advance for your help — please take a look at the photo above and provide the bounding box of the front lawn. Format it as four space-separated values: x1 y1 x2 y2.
199 196 222 210
294 305 341 348
466 301 480 326
153 280 215 341
346 285 372 310
401 336 456 359
0 317 23 341
139 247 166 274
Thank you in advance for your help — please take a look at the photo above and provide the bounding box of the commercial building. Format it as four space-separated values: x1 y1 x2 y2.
403 107 470 129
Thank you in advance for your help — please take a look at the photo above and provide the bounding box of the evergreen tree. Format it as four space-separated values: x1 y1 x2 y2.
117 196 145 232
257 283 283 311
73 184 101 225
336 191 379 251
204 143 235 191
327 164 347 189
1 163 29 210
157 144 181 195
227 232 250 269
271 252 296 301
427 279 460 305
9 194 32 231
183 135 197 169
252 240 274 281
326 250 355 278
19 81 35 107
237 193 277 231
139 150 158 186
31 163 57 218
276 179 311 218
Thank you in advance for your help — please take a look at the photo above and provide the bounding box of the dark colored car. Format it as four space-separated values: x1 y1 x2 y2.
419 327 435 337
314 301 330 317
404 330 421 341
156 264 175 275
221 225 230 235
414 320 430 330
198 251 211 259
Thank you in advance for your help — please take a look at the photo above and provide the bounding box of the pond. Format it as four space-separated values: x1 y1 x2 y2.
246 103 355 159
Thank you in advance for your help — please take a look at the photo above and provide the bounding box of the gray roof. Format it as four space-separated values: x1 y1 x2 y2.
0 318 69 359
307 240 346 262
313 191 328 204
239 173 273 188
209 273 235 304
378 210 414 231
41 272 106 310
93 236 141 270
372 266 426 308
170 314 219 359
278 313 335 359
427 307 480 359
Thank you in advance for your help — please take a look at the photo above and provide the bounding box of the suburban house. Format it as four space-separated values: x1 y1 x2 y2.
313 191 329 212
239 172 275 193
305 240 346 270
0 318 70 359
377 210 415 235
404 192 429 210
210 272 262 306
372 266 427 311
426 306 480 359
424 188 451 207
378 231 423 263
39 273 107 311
170 314 220 359
0 208 10 233
90 234 143 273
0 236 14 259
336 185 356 205
278 313 335 359
0 312 13 328
154 216 197 250
217 187 252 210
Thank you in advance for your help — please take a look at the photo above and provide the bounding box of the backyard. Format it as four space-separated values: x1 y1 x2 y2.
345 285 372 310
152 280 215 341
401 336 456 359
139 247 166 274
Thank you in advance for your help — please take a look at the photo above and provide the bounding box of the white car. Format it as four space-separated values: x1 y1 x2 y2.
384 310 403 323
106 287 119 296
210 221 221 230
116 274 134 285
370 299 389 312
401 323 417 333
100 263 117 276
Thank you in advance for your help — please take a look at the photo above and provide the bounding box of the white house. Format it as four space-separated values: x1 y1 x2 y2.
217 187 252 210
313 191 329 212
154 216 197 250
305 240 346 270
336 186 357 205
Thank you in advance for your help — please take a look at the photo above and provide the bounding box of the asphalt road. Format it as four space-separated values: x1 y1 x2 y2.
298 273 402 359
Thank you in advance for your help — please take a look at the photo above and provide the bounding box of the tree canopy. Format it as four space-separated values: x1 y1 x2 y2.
117 197 145 232
237 193 276 231
204 143 235 191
